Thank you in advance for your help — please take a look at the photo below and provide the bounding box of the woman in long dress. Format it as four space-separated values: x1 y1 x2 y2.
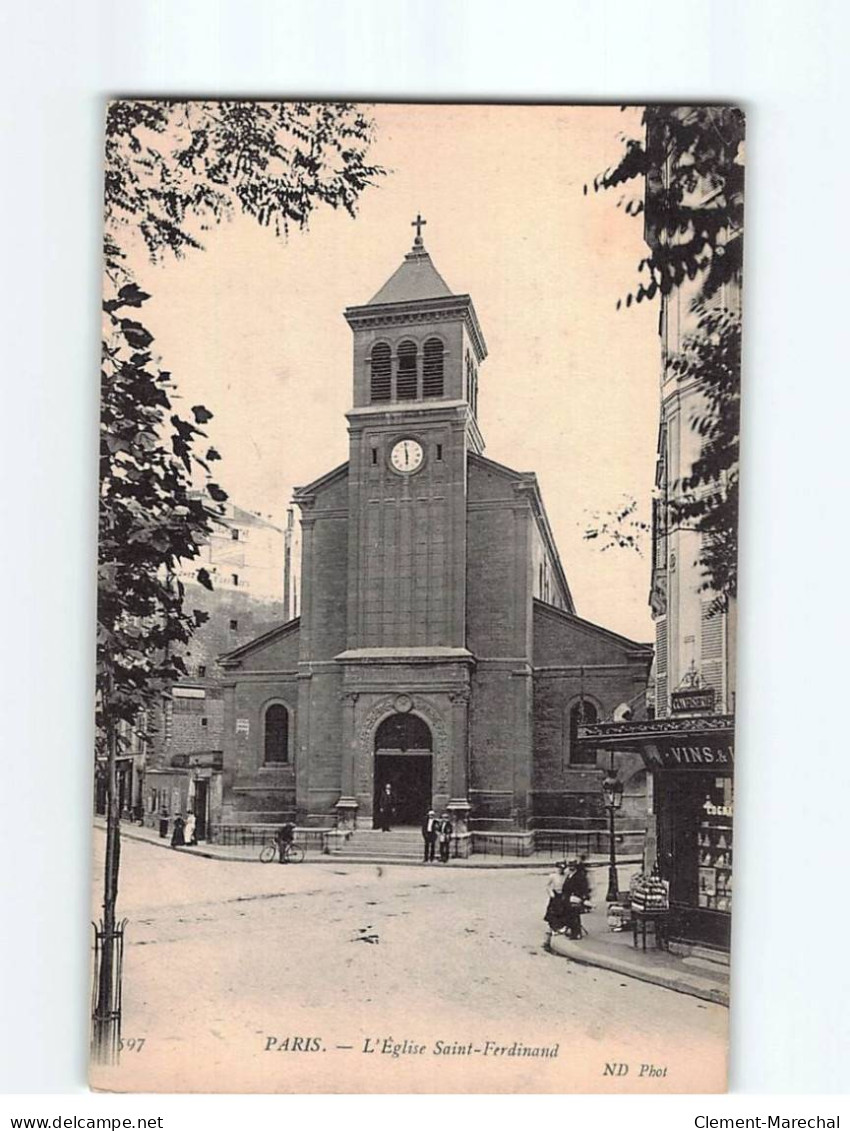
184 812 196 846
544 861 569 942
170 813 185 848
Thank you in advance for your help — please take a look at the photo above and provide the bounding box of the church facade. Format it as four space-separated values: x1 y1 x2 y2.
216 227 652 850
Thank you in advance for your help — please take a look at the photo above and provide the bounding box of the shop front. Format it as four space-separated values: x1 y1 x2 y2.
577 713 735 952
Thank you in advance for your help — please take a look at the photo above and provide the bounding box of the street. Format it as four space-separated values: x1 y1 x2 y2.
91 829 728 1093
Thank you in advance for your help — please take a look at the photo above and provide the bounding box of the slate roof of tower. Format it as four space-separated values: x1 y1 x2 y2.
367 241 454 306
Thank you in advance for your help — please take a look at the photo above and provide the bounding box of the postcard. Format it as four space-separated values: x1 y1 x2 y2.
91 101 743 1093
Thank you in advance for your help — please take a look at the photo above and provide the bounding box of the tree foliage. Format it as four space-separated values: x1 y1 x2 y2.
590 105 744 308
668 307 741 611
583 496 650 556
98 282 219 730
588 106 744 607
99 100 383 729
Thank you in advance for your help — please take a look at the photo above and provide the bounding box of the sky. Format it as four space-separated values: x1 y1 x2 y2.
127 104 659 643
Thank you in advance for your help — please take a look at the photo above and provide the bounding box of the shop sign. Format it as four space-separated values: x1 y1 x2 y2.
671 688 715 714
644 735 734 771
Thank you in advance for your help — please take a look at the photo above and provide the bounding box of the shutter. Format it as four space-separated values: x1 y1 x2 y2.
655 619 668 716
423 339 444 397
370 343 391 402
700 600 724 697
396 341 417 399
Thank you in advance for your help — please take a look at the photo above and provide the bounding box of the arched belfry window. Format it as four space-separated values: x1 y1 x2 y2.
264 703 289 764
370 342 391 403
396 341 418 400
568 699 598 765
423 338 444 398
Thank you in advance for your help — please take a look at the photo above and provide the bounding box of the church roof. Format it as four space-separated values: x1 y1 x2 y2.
367 235 454 306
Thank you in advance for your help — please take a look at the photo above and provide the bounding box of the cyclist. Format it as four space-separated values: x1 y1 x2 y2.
275 820 295 863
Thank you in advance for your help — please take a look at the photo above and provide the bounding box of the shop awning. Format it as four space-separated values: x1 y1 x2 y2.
577 715 735 774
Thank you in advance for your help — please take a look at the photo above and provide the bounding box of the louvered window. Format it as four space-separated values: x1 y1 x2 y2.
423 338 444 397
397 341 418 399
370 343 391 402
466 350 478 415
700 600 724 699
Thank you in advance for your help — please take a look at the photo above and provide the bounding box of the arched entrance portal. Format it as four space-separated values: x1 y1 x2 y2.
373 712 433 827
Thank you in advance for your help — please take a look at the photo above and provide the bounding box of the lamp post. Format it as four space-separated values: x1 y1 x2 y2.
601 754 624 903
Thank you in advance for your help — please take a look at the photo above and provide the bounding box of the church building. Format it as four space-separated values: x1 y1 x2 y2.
216 222 652 853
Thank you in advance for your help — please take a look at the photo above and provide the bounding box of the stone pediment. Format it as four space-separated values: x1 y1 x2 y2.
218 617 300 670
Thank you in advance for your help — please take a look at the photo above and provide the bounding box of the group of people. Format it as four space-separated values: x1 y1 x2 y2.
421 809 453 863
166 812 198 848
376 785 454 864
544 857 591 942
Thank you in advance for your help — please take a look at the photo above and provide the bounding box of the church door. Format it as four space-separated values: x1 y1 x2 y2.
373 713 433 826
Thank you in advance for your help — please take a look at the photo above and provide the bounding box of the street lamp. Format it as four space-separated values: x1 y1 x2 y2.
601 754 624 903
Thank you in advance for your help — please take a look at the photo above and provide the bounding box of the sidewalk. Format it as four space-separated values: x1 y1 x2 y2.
547 877 730 1006
93 818 640 871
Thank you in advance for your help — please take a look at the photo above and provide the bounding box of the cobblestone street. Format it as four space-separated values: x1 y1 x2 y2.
92 828 727 1093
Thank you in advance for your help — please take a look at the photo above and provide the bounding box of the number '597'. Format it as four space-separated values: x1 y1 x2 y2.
119 1037 146 1052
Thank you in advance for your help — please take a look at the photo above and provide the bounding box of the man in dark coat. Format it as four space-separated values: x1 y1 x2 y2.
422 809 438 863
377 783 394 832
275 820 295 864
438 812 453 863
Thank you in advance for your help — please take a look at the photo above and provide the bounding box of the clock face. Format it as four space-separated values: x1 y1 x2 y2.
389 438 424 474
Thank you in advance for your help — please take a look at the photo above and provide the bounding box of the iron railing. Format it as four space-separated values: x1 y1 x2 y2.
210 824 324 850
91 917 128 1065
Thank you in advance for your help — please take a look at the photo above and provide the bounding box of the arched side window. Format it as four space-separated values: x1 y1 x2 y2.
568 699 598 765
264 703 289 764
465 350 478 415
396 341 418 400
370 342 391 403
423 338 444 398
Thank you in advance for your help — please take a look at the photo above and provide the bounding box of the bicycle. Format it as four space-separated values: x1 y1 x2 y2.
259 840 305 864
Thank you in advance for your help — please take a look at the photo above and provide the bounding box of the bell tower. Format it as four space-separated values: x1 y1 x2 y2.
342 219 487 651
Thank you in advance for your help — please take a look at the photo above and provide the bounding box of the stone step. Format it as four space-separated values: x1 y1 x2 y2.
345 829 427 858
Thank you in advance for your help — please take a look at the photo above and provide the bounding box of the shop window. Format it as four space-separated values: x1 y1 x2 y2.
264 703 289 764
568 699 598 764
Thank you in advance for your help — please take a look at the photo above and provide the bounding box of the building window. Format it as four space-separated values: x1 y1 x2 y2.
201 717 208 728
396 341 418 400
436 443 443 461
423 338 444 397
370 342 391 402
466 351 478 416
229 619 238 631
232 573 239 586
264 703 289 764
568 699 599 765
231 528 240 541
198 664 207 678
371 447 378 465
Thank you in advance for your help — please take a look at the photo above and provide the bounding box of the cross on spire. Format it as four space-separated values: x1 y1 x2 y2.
411 212 427 244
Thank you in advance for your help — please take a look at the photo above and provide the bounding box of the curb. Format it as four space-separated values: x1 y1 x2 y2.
548 934 729 1006
97 824 640 872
